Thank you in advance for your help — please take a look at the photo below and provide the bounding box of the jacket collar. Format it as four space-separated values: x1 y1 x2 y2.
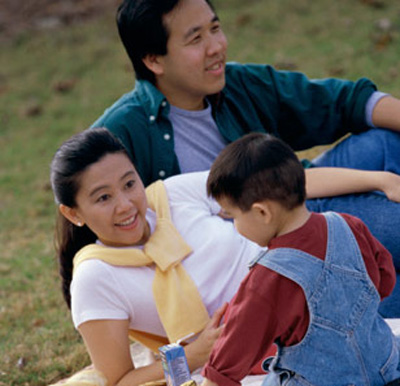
135 79 225 117
135 80 169 118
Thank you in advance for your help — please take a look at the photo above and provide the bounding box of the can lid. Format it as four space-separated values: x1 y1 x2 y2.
180 381 197 386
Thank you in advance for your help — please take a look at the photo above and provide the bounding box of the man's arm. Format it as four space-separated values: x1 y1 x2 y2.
372 96 400 132
305 168 400 202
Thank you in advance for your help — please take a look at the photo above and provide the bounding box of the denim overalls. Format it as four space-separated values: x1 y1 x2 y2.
256 212 400 386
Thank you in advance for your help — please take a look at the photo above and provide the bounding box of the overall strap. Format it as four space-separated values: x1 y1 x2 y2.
323 211 366 273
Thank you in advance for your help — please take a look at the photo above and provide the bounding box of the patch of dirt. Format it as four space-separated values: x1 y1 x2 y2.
0 0 120 41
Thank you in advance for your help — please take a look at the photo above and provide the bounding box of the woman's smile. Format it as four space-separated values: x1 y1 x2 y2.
72 153 150 247
115 213 142 231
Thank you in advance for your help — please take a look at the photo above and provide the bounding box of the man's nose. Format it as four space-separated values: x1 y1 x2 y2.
206 32 226 56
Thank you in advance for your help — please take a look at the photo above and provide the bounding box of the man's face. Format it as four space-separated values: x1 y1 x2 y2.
156 0 228 110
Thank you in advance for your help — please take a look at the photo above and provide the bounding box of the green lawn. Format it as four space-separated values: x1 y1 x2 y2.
1 1 399 384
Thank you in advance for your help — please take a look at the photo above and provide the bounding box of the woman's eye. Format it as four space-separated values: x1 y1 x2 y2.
125 180 135 189
97 194 110 203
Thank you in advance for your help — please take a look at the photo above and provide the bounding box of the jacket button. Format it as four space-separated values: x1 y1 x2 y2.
163 133 171 141
159 170 166 177
149 115 155 122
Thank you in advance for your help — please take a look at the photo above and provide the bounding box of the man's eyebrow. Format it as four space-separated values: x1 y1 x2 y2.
183 15 220 40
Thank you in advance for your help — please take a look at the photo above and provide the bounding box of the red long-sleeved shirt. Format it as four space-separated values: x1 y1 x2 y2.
203 213 395 386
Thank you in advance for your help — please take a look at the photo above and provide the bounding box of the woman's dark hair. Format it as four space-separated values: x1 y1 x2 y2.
50 127 128 308
207 133 306 211
117 0 214 83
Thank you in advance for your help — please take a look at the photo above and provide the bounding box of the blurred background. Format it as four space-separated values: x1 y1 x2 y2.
1 0 400 384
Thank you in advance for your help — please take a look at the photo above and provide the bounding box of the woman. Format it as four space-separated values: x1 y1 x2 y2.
50 128 400 386
50 127 265 386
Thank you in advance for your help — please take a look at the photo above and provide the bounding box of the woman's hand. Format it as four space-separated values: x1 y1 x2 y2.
184 303 228 371
200 378 219 386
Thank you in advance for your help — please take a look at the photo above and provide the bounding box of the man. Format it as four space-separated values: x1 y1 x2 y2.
92 0 400 316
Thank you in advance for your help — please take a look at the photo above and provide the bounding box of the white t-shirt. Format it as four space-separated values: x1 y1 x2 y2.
71 171 263 337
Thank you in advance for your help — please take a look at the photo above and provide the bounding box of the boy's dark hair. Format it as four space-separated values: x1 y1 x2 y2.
207 133 306 211
116 0 214 84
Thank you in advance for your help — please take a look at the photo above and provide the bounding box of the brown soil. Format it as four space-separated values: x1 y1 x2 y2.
0 0 120 41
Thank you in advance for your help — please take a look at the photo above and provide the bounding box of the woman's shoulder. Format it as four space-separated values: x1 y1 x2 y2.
71 258 154 307
72 258 115 288
163 170 209 193
163 171 220 214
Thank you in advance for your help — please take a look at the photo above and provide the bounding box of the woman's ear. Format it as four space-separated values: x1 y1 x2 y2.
59 204 84 227
142 54 164 76
252 201 273 224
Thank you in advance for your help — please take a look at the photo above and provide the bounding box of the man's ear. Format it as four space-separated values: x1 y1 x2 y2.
142 54 164 76
252 201 273 224
59 204 84 227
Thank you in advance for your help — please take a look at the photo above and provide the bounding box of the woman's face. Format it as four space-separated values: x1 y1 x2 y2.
68 153 150 247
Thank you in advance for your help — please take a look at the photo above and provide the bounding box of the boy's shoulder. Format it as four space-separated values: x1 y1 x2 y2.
336 212 369 234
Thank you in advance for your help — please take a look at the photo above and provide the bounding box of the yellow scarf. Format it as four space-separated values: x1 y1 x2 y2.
73 180 210 351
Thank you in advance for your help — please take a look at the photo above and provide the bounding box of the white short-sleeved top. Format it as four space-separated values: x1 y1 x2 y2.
71 171 263 337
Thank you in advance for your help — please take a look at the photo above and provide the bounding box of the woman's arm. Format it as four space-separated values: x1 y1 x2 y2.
78 304 227 386
78 319 165 386
305 168 400 202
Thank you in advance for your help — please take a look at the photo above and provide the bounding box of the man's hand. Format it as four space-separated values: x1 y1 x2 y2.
378 171 400 203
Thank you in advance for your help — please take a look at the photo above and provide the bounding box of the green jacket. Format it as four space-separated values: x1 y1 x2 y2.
92 63 377 186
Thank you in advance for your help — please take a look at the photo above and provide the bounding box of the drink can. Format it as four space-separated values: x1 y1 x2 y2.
159 343 192 386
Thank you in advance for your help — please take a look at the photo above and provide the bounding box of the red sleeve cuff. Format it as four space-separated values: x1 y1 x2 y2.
202 364 241 386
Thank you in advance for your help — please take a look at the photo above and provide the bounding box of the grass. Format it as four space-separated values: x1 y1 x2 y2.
1 0 400 384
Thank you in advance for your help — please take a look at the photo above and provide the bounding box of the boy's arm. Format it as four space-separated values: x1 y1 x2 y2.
184 303 228 371
342 213 396 299
201 268 284 386
305 168 400 202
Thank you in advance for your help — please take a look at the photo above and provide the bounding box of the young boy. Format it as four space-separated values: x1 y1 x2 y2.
202 133 399 386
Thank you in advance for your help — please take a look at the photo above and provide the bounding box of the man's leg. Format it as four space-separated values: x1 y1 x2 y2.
379 277 400 319
306 193 400 318
310 128 400 317
312 128 400 174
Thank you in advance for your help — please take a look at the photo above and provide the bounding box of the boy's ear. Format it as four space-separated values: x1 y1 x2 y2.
59 204 84 227
252 201 273 224
142 54 164 76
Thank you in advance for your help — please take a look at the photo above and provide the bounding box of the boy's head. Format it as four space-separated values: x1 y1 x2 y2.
207 133 306 210
117 0 227 110
207 133 306 245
